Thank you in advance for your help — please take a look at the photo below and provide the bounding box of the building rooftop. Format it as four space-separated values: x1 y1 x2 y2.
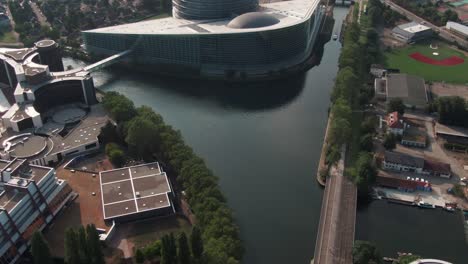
49 105 108 156
99 162 172 219
397 22 431 33
384 151 425 168
446 21 468 36
435 122 468 138
83 0 317 35
402 126 427 144
387 111 404 129
386 74 428 108
424 159 451 175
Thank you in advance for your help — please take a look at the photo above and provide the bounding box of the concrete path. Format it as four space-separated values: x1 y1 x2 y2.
313 145 357 264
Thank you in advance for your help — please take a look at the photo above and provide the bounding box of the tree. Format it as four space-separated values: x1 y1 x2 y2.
31 231 53 264
435 96 468 127
352 240 382 264
351 152 377 194
78 226 91 264
105 143 126 167
387 98 405 115
135 248 145 263
102 91 137 122
326 144 341 165
383 133 397 150
177 233 191 264
86 224 105 264
360 116 377 135
161 234 177 264
125 117 160 160
143 240 162 260
65 229 80 264
359 133 374 152
328 117 352 146
190 226 204 260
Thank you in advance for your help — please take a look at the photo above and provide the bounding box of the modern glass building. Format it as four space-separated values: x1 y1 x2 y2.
82 0 326 80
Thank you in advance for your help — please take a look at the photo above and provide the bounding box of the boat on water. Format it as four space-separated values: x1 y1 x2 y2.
444 206 455 212
444 202 457 212
332 33 338 40
417 201 435 209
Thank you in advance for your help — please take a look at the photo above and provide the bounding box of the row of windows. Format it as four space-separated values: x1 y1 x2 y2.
84 9 320 69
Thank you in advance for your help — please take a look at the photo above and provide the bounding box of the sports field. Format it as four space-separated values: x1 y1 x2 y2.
384 42 468 84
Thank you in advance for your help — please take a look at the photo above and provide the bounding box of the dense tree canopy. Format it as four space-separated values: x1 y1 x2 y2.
353 240 382 264
350 152 378 194
383 133 397 150
435 96 468 127
103 92 243 263
387 98 405 115
30 232 53 264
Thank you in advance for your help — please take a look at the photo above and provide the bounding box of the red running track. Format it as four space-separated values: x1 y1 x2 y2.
409 52 465 66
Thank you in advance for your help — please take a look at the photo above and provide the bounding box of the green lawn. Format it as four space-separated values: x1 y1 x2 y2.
384 42 468 84
0 31 17 43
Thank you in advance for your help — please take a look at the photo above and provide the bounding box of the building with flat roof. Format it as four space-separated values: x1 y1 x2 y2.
446 21 468 40
0 158 72 264
82 0 326 80
374 74 428 109
99 162 174 221
392 22 432 43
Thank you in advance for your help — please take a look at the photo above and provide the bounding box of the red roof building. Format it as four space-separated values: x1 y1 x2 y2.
386 112 406 135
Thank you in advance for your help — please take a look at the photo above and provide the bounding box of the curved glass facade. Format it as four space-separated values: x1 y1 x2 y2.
83 4 324 79
173 0 258 20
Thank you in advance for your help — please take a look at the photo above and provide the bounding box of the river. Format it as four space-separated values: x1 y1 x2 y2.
62 6 466 264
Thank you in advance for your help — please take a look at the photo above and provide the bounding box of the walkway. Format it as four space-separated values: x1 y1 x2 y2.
29 1 50 28
83 49 132 72
313 145 357 264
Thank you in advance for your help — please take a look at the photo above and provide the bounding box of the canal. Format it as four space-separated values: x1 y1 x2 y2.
63 6 466 264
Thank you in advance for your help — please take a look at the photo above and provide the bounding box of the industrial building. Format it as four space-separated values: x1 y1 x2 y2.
82 0 326 80
99 163 174 222
0 40 106 167
446 21 468 40
374 74 428 109
392 22 432 43
0 158 72 264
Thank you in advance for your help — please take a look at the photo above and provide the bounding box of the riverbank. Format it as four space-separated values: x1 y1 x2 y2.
316 113 331 187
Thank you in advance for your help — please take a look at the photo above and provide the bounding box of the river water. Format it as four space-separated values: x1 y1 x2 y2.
62 6 466 264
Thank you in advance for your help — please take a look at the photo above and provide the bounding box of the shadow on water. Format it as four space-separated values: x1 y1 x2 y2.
97 33 333 111
100 65 309 111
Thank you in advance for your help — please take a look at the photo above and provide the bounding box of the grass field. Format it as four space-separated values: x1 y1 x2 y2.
384 42 468 84
0 31 17 43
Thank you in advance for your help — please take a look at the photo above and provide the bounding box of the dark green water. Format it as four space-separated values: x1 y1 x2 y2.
63 6 466 264
357 201 468 264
